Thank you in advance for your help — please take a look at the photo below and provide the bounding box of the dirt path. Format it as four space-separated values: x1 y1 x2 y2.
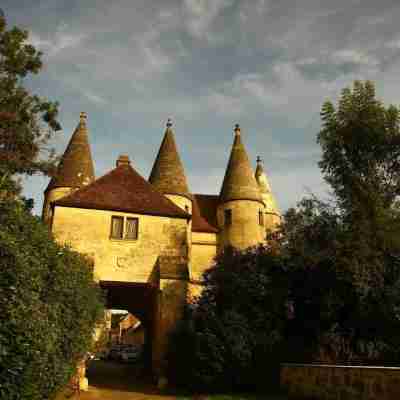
72 360 176 400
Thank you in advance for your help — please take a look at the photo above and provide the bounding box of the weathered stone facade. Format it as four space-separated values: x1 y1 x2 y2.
43 116 281 378
281 363 400 399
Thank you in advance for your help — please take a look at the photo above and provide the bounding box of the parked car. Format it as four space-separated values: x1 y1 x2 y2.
108 346 122 361
120 347 142 363
95 349 109 360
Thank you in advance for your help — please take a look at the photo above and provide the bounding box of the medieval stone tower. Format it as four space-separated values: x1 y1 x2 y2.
43 114 280 375
42 112 95 223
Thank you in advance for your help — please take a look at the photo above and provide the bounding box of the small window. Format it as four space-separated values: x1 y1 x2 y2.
224 209 232 227
259 210 264 226
125 218 138 240
111 216 123 239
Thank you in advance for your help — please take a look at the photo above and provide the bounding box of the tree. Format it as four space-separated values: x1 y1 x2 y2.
318 81 400 291
167 82 400 393
0 10 60 194
0 198 104 400
167 246 290 392
280 81 400 363
279 196 400 364
319 81 400 214
0 11 105 400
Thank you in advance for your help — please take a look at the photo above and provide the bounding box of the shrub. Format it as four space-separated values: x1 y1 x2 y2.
167 246 290 392
0 199 104 400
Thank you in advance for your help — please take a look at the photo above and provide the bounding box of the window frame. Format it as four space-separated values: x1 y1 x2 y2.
125 217 139 240
259 210 264 226
224 209 232 227
110 215 139 241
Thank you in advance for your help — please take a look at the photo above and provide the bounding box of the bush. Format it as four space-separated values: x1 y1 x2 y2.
0 199 104 400
282 198 400 364
167 246 290 392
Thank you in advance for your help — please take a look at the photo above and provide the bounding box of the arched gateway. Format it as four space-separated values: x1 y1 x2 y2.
100 281 158 369
42 114 280 378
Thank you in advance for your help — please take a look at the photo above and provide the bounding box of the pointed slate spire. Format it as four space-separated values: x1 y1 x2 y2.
220 124 262 203
46 112 95 191
255 156 279 213
149 119 190 198
255 156 272 194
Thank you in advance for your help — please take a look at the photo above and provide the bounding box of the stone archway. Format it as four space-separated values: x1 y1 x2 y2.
100 281 160 373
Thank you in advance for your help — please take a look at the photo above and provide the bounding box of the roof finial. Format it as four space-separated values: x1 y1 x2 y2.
234 123 241 136
166 118 173 128
80 112 87 123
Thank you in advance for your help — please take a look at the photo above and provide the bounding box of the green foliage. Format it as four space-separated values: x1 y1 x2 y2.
167 246 290 392
281 198 400 363
0 199 104 400
168 81 400 394
281 81 400 363
318 81 400 215
0 11 61 194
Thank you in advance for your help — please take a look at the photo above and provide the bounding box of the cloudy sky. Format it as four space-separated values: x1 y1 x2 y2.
4 0 400 214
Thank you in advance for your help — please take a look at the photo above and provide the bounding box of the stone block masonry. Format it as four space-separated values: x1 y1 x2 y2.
280 363 400 399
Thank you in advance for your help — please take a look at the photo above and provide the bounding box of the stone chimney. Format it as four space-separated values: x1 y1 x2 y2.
116 154 131 167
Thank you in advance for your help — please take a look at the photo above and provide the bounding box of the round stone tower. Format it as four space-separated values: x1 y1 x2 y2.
42 112 95 223
217 124 265 251
148 119 192 215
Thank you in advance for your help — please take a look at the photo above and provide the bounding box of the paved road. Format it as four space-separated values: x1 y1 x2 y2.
77 360 176 400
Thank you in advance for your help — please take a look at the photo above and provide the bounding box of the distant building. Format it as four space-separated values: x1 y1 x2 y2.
120 314 145 347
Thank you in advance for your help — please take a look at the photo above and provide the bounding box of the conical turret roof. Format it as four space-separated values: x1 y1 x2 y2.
220 124 262 203
255 156 280 213
46 112 95 192
255 156 272 194
149 119 190 198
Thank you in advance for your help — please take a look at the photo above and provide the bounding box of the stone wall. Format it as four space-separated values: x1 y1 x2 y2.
52 206 188 283
281 363 400 399
191 232 217 279
42 187 75 223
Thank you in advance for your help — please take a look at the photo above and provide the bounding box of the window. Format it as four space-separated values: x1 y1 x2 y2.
259 210 264 226
224 209 232 227
125 218 138 240
110 216 139 240
111 216 123 239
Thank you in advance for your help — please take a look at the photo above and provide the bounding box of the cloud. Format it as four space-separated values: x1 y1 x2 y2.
330 49 378 66
11 0 400 216
30 23 87 57
82 91 107 105
182 0 233 42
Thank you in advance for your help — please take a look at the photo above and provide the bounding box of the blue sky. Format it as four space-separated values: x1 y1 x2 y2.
4 0 400 214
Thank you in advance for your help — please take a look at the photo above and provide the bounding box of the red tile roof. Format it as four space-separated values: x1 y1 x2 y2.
54 163 190 219
191 194 219 233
